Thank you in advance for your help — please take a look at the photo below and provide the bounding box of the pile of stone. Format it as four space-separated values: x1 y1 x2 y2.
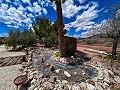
21 49 120 90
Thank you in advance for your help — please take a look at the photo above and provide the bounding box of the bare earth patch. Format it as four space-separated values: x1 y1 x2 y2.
0 44 25 58
0 64 22 90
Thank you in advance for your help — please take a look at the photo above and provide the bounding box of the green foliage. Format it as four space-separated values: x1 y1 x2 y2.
3 30 20 49
3 29 38 50
55 52 61 59
83 56 91 61
0 37 5 44
105 53 120 62
32 17 58 47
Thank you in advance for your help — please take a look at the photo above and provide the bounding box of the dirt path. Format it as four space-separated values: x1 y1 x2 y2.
0 44 25 58
0 64 22 90
77 46 106 62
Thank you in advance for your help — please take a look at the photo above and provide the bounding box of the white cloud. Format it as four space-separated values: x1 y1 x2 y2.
0 0 47 29
21 0 31 5
65 1 100 32
33 2 42 14
62 0 89 18
78 0 86 4
42 8 48 15
5 0 11 3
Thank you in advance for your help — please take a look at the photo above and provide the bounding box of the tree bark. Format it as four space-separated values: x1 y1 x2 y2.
112 38 119 58
56 0 66 57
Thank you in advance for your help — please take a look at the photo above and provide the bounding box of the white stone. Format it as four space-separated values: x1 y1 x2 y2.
64 71 71 78
31 79 36 85
72 84 81 90
114 76 120 83
86 83 96 90
55 69 60 73
39 88 43 90
62 80 68 85
82 70 86 75
95 82 103 90
34 88 38 90
103 78 110 84
28 85 35 90
43 82 53 90
79 82 87 88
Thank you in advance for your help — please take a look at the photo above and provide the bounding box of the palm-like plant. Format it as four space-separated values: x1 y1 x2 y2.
50 0 66 56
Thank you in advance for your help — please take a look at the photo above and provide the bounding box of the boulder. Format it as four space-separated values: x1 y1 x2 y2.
64 71 71 78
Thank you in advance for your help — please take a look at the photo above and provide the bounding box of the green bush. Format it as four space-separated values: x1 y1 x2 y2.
3 29 38 50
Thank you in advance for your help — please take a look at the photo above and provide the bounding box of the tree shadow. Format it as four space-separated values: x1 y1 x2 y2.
19 81 30 90
66 50 90 66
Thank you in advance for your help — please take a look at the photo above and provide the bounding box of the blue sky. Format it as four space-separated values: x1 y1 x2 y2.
0 0 119 38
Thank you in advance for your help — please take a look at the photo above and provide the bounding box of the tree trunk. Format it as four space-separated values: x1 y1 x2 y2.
112 38 118 58
56 0 66 57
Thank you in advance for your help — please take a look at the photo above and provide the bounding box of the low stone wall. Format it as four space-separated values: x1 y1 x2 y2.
0 55 26 67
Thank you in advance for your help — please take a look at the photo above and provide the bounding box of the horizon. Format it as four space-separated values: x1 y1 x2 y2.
0 0 120 38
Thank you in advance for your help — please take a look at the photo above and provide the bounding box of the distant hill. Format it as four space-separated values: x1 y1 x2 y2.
78 34 120 47
0 37 5 44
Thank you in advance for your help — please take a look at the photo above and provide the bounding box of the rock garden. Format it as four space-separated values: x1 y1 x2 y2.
20 47 120 90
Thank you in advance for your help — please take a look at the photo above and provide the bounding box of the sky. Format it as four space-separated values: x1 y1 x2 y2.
0 0 119 38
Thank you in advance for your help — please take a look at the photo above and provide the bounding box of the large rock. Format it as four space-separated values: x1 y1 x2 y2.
64 71 71 78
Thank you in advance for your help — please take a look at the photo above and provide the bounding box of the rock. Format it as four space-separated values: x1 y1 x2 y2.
82 70 86 75
34 88 38 90
86 83 96 90
108 70 114 78
88 80 95 86
39 88 43 90
28 85 35 90
72 84 81 90
50 65 55 72
114 76 120 83
45 63 50 67
95 82 103 90
98 70 104 80
31 79 36 85
64 71 71 78
30 71 39 76
64 85 69 90
39 73 44 78
103 78 110 84
28 74 34 80
43 82 53 90
49 76 57 83
79 82 87 89
62 80 68 85
55 69 60 73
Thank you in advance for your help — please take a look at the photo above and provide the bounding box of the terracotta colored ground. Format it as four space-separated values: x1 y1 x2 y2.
77 44 120 52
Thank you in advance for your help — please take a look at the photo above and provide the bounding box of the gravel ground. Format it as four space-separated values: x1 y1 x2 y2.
0 64 22 90
0 44 25 58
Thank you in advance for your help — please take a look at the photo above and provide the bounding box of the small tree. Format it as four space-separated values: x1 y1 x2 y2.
3 30 20 49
